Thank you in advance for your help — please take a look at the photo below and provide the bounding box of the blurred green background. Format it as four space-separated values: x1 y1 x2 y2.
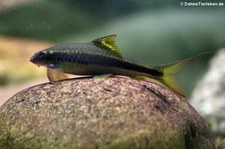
0 0 225 99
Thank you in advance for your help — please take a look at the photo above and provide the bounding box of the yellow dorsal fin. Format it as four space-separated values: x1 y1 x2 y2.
92 35 121 54
47 68 68 82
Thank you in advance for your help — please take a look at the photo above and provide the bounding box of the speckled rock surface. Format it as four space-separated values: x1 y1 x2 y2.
0 77 214 149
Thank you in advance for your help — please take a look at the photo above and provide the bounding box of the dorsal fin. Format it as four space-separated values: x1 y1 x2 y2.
92 35 121 55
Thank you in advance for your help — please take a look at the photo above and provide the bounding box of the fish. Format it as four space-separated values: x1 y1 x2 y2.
30 34 193 97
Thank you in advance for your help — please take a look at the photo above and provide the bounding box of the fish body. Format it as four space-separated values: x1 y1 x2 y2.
32 44 161 77
30 35 192 96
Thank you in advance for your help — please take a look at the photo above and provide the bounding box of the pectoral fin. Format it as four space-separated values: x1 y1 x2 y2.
47 68 68 82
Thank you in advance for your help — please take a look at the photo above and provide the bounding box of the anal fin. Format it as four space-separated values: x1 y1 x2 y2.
47 68 68 82
93 74 113 80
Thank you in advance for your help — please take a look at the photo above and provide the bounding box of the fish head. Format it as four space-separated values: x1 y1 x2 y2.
30 50 50 67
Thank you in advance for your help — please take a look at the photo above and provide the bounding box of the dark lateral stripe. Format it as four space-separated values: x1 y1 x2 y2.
52 53 163 76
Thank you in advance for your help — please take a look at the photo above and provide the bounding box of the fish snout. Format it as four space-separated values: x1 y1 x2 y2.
29 55 36 64
29 53 43 67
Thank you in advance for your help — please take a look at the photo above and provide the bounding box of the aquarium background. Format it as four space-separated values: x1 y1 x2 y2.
0 0 225 103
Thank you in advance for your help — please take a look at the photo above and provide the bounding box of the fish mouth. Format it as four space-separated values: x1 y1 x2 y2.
29 56 36 64
29 56 40 67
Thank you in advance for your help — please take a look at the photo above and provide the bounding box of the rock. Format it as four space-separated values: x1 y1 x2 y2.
216 139 225 149
190 49 225 137
0 77 214 149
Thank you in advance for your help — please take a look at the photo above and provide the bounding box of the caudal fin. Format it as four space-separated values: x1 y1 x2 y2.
157 58 193 97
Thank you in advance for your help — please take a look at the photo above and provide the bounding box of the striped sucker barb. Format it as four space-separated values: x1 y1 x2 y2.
30 34 193 97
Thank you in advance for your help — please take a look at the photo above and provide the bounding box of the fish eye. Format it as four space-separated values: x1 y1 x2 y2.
38 51 46 58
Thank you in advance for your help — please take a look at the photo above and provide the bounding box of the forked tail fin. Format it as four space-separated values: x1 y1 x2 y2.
157 58 194 97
